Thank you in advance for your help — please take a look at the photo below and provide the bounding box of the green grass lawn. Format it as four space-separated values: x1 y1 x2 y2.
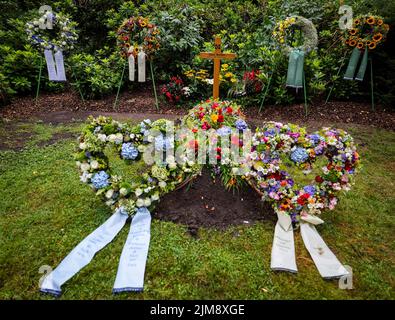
0 120 394 299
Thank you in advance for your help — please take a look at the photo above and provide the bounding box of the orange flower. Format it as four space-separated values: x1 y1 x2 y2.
377 19 383 26
210 114 218 123
369 42 377 50
357 42 364 49
354 19 361 26
367 16 375 25
349 28 357 35
349 39 357 47
373 33 383 42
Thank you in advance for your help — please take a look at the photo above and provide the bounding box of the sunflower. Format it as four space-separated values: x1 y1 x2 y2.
368 42 376 50
345 39 350 45
377 19 384 26
349 39 357 47
373 33 383 42
349 28 357 35
367 16 375 25
357 42 364 49
354 19 361 26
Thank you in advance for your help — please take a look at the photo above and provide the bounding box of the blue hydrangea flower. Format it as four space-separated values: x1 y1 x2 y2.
216 126 232 136
155 134 174 151
290 147 309 163
235 119 248 131
303 185 316 195
91 171 109 189
121 142 139 160
308 134 322 145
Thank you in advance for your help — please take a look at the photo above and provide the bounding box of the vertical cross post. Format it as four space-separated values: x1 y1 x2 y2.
199 37 236 99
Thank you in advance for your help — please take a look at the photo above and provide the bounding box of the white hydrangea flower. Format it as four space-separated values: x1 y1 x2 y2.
151 193 159 201
98 134 106 142
90 160 99 169
158 181 167 188
136 198 145 207
144 198 151 207
120 188 128 196
79 142 87 150
80 162 90 171
105 189 114 199
135 188 143 197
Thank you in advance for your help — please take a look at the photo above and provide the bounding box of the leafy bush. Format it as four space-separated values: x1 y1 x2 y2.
68 49 126 99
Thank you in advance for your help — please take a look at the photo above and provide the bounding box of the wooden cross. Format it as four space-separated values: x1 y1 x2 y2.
199 37 237 99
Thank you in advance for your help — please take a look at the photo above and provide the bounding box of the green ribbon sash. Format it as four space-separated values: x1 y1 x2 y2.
286 49 305 88
344 47 368 81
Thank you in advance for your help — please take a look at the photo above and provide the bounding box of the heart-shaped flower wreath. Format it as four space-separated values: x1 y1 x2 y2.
242 122 359 225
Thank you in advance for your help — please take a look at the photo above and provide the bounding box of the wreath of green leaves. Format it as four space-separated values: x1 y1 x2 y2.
273 16 318 55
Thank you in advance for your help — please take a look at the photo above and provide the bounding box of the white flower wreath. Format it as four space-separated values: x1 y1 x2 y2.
25 11 78 52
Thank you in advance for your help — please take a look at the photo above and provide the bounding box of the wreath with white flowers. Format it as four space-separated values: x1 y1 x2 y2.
26 11 78 52
117 16 160 59
273 16 318 55
75 116 202 216
242 122 360 226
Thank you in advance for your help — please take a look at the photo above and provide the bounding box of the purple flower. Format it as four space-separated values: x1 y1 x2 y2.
303 185 316 196
235 119 248 131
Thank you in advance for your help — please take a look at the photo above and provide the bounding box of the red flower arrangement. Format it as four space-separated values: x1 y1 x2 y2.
160 76 185 104
243 70 263 94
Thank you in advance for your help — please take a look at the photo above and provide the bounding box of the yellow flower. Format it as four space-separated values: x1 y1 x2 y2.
225 72 233 78
368 42 376 50
222 63 229 69
377 19 383 26
367 16 375 25
230 78 237 83
357 42 364 49
210 114 218 123
373 33 383 42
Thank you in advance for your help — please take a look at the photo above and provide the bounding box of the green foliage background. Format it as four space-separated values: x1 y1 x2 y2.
0 0 394 105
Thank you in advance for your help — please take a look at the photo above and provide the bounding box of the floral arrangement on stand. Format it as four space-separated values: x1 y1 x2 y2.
25 11 78 52
272 16 318 55
160 76 190 104
242 122 360 226
343 15 389 50
117 16 160 59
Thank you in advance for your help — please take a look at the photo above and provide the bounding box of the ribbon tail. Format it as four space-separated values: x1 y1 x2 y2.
270 216 298 273
113 207 151 294
40 208 128 296
355 47 368 81
300 223 349 279
54 50 66 82
137 50 146 82
286 50 304 89
344 47 362 80
44 49 58 81
128 47 135 81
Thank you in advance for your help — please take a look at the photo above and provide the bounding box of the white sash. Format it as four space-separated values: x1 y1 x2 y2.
137 49 146 82
40 208 128 296
44 49 66 81
113 207 151 293
271 213 297 273
128 47 135 81
300 222 349 279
